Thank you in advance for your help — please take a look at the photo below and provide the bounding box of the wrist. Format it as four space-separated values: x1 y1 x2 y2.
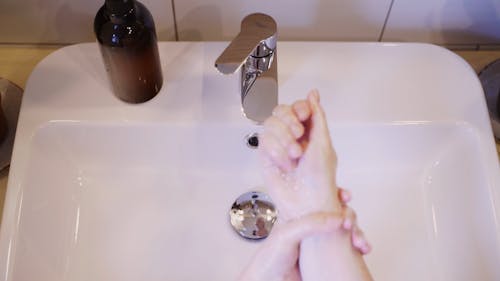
313 188 341 213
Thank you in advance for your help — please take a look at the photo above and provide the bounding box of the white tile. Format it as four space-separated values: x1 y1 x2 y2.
174 0 392 41
383 0 500 44
0 0 175 44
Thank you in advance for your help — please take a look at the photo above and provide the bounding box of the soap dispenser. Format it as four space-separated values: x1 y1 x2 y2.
94 0 163 103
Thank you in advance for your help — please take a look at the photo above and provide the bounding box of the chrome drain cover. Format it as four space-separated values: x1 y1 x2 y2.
229 191 277 240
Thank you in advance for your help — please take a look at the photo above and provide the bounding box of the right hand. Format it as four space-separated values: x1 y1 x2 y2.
238 212 343 281
238 208 369 281
260 90 340 221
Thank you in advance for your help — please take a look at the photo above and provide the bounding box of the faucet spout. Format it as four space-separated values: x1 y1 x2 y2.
215 13 277 74
215 13 278 124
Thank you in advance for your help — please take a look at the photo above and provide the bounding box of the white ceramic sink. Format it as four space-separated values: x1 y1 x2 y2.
0 42 499 281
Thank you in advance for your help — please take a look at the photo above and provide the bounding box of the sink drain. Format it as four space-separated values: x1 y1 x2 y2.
229 191 277 240
245 133 259 149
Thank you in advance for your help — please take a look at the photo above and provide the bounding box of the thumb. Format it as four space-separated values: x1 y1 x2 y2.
238 212 343 281
307 89 330 138
271 212 343 247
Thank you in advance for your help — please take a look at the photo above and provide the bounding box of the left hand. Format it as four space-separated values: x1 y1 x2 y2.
238 212 344 281
238 205 371 281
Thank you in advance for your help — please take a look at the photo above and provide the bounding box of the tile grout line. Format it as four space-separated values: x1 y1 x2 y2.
0 42 70 47
171 0 179 41
378 0 395 42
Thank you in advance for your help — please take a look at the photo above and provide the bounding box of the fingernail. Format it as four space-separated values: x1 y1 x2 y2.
313 89 319 98
310 89 320 102
341 190 351 201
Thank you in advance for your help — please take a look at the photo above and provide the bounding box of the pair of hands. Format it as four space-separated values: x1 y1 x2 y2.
239 193 369 281
239 90 370 281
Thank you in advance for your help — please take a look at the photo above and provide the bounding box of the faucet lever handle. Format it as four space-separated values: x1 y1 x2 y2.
215 13 277 75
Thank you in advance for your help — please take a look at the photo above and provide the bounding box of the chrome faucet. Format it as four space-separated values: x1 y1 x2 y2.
215 13 278 123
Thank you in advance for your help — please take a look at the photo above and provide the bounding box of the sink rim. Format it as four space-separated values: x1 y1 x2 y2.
0 41 499 280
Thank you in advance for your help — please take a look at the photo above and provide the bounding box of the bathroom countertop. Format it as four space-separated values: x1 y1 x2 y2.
0 44 499 223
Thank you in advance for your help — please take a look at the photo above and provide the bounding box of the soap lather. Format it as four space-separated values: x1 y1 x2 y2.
94 0 163 103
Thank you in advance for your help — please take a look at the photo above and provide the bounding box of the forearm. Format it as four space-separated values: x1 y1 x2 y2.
299 230 373 281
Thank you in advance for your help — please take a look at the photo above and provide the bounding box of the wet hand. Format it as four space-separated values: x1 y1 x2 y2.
260 90 340 221
238 209 370 281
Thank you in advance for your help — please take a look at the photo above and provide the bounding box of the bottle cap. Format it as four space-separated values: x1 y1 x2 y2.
105 0 134 15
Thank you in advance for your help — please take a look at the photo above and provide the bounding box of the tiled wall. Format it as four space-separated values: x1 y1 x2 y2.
0 0 499 48
0 0 176 43
383 0 500 48
173 0 392 41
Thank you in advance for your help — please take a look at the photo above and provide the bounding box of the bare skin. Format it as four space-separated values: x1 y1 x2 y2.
237 188 369 281
238 212 345 281
258 90 373 281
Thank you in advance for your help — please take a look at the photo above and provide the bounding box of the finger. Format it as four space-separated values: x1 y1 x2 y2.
264 117 302 159
338 187 351 203
361 241 372 255
259 131 294 172
351 225 371 255
271 212 343 248
288 264 301 281
342 206 357 230
307 89 330 136
272 104 305 139
292 100 312 122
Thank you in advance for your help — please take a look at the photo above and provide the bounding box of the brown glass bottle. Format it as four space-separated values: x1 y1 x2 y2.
497 88 500 117
94 0 163 103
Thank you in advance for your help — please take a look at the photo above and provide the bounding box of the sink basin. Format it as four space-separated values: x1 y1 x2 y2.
0 42 499 281
14 123 261 280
